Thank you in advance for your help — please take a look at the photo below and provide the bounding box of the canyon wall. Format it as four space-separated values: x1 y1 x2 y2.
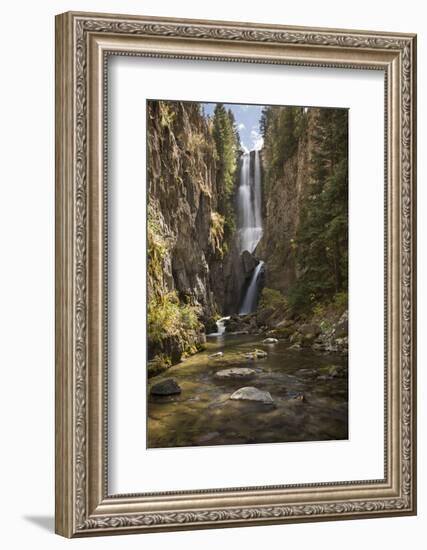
147 101 240 369
257 105 348 318
257 109 319 294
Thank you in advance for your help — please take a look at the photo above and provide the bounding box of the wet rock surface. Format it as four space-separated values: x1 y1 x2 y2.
215 368 256 379
148 333 348 448
150 378 182 396
230 386 274 404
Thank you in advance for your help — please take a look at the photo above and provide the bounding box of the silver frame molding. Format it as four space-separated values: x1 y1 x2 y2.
55 11 417 538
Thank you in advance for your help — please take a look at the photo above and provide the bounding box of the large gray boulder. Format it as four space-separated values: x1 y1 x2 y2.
150 378 181 396
229 386 274 404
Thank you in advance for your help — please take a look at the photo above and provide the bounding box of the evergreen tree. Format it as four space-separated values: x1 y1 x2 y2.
290 108 348 311
212 104 240 240
262 105 348 314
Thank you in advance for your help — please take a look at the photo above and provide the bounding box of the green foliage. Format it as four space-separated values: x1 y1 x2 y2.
147 208 169 296
287 279 325 313
311 291 349 333
259 288 288 310
333 290 348 310
147 353 172 378
312 302 326 319
186 131 205 153
148 290 201 347
212 104 240 241
262 106 348 316
147 203 203 364
261 105 306 198
292 109 348 312
158 101 176 128
311 291 348 319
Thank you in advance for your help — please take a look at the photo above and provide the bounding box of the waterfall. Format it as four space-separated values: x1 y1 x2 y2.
239 261 264 315
207 316 230 337
216 316 230 335
237 150 264 314
237 151 263 254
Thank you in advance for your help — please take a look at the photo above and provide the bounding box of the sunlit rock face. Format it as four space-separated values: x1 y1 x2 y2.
257 109 320 294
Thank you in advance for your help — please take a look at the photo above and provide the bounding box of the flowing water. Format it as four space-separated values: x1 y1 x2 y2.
147 333 348 449
207 316 231 337
237 150 264 314
147 150 347 449
239 261 265 315
237 151 263 255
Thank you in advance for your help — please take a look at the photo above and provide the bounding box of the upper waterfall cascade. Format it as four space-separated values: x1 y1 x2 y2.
237 151 263 254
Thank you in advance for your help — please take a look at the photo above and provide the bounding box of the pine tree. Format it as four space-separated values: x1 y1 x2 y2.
212 104 240 240
261 105 348 313
291 108 348 311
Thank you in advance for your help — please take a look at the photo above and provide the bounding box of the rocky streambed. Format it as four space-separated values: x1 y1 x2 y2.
147 332 348 448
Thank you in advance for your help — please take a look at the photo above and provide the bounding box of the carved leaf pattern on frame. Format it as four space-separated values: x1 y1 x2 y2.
71 17 414 531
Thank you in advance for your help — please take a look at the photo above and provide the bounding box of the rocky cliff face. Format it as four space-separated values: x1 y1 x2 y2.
147 101 236 369
257 109 319 294
148 102 217 308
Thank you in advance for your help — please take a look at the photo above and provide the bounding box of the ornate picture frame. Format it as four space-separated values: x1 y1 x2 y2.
55 11 417 537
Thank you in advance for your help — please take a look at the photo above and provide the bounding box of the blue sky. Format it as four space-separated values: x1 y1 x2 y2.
202 103 264 152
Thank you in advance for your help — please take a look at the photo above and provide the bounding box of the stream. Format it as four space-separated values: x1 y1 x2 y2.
147 148 347 449
147 332 348 448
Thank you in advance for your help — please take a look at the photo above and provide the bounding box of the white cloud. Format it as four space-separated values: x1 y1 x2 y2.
237 123 245 131
250 129 264 150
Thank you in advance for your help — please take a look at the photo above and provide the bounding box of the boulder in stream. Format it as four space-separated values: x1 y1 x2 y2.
215 368 256 379
263 337 278 344
150 378 181 396
288 342 302 350
243 348 268 359
208 352 224 359
290 392 305 402
230 386 274 404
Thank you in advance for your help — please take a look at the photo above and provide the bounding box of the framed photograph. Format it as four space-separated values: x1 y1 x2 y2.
55 11 417 537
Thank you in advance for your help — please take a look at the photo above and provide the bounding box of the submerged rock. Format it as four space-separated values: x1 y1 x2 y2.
215 368 256 379
290 393 305 402
327 365 347 378
288 342 302 350
296 368 316 377
266 326 294 340
230 386 274 404
244 348 268 359
263 337 278 344
150 378 181 396
208 352 224 359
